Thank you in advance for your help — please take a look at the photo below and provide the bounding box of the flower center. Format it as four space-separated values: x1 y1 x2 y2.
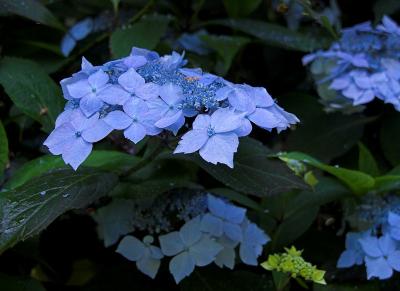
207 126 215 137
75 131 82 137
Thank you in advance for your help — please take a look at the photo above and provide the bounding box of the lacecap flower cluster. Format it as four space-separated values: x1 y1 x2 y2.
303 16 400 113
337 194 400 280
44 47 298 169
112 194 269 283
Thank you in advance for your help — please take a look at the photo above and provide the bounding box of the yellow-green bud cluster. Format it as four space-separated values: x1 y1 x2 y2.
261 246 326 285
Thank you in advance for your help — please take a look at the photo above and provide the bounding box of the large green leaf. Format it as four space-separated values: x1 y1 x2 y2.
4 151 140 190
380 113 400 166
211 19 330 52
201 34 250 75
0 121 8 173
277 152 375 195
282 94 370 162
110 15 170 58
166 138 308 197
0 57 64 132
222 0 262 18
0 0 63 30
0 169 118 253
358 143 380 177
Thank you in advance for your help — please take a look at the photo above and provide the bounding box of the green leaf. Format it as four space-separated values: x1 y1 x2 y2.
222 0 262 17
272 271 291 291
200 34 250 75
314 282 379 291
0 273 45 291
0 169 118 253
110 14 170 58
0 121 8 173
380 113 400 166
4 151 140 190
358 143 380 177
373 175 400 194
374 0 400 22
211 19 330 52
0 0 63 30
167 138 309 197
93 199 136 247
282 93 370 162
277 152 375 195
0 57 64 132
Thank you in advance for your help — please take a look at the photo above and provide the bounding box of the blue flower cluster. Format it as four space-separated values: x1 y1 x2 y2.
303 16 400 113
337 194 400 280
44 47 298 169
115 194 270 283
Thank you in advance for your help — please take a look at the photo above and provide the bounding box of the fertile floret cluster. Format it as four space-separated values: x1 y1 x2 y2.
44 47 298 169
337 194 400 280
261 246 326 285
111 194 269 283
303 16 400 113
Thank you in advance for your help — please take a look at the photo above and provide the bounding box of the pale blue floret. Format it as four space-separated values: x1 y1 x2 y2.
116 235 164 279
159 216 223 283
201 194 246 242
239 219 270 266
387 211 400 241
359 234 400 280
337 231 369 268
174 108 243 168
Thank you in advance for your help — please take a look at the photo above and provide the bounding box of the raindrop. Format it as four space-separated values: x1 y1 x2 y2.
62 193 70 198
40 191 46 196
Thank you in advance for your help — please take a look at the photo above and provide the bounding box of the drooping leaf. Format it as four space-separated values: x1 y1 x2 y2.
166 138 308 197
0 57 64 132
0 169 118 253
358 143 380 177
282 93 371 162
201 34 249 75
110 14 170 58
211 19 330 52
0 121 8 173
222 0 262 18
4 151 140 190
0 0 64 30
277 152 375 195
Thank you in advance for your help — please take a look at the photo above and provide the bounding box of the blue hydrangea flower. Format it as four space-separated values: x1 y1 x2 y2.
239 219 270 266
116 235 164 279
159 216 223 283
44 111 100 169
337 231 369 268
214 235 238 269
303 16 400 113
388 211 400 241
118 68 160 101
174 108 243 168
66 69 110 117
359 234 400 280
122 98 162 143
201 194 246 242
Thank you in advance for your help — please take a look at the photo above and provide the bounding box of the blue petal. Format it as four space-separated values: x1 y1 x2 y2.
387 251 400 272
224 204 246 224
337 250 358 268
179 217 202 247
207 194 226 218
116 235 145 262
174 129 209 154
62 137 92 170
69 18 94 40
365 256 393 280
200 213 223 237
358 236 382 258
159 231 185 256
60 34 76 57
189 236 223 267
223 222 243 242
378 234 396 256
80 95 104 117
214 246 235 269
239 243 260 266
137 255 161 279
169 251 195 283
199 133 239 168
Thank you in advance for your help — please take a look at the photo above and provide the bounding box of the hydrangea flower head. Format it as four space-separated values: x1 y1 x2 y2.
45 47 298 170
337 231 369 268
303 16 400 113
